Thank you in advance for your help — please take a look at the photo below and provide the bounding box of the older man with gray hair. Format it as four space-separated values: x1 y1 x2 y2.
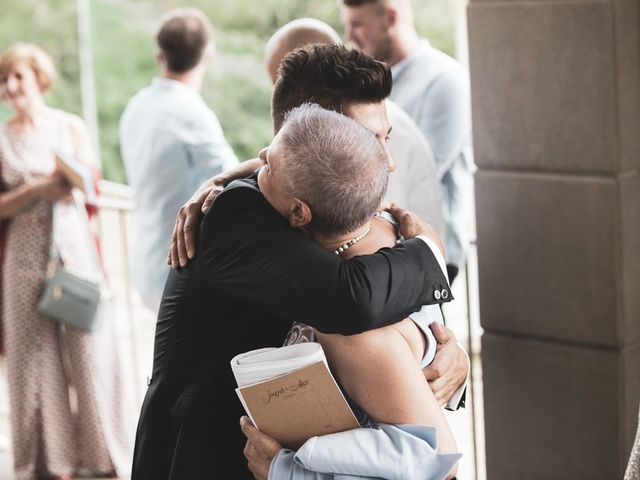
266 104 389 237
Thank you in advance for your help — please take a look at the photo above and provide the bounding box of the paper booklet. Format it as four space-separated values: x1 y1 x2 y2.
230 343 359 449
54 150 96 204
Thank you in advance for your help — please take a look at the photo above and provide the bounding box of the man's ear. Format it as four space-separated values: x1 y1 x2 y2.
385 6 398 28
202 42 216 66
289 198 312 229
155 50 165 67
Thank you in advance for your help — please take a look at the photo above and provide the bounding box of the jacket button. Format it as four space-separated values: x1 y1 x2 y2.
434 289 441 300
441 289 449 299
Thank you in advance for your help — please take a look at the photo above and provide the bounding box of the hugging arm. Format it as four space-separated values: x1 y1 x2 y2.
241 326 460 480
168 158 262 267
317 326 458 456
197 181 451 334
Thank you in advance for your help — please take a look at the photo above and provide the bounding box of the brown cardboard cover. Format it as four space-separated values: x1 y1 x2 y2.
237 361 359 449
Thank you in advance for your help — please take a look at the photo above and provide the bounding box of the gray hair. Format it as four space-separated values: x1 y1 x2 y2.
278 103 389 236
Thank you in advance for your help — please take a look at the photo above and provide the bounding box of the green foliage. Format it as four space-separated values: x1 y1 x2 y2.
91 0 158 182
0 0 457 183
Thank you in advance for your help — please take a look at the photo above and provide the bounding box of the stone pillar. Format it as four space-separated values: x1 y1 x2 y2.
467 1 640 478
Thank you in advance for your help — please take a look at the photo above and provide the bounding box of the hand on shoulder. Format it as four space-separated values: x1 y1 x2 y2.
386 203 445 257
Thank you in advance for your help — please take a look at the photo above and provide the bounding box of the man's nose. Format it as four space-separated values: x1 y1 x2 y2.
258 147 268 163
387 155 396 173
347 28 356 44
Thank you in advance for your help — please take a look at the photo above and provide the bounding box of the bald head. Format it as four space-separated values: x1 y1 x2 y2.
264 18 341 83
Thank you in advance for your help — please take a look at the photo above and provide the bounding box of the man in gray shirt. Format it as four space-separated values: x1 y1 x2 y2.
340 0 475 282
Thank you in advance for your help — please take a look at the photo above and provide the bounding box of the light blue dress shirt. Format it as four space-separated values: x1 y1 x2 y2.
390 40 476 269
385 101 445 237
120 78 238 302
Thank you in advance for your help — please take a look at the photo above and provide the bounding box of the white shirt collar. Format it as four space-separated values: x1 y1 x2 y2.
391 38 431 77
151 77 200 98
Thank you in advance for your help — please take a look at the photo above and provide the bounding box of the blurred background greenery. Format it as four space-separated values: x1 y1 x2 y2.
0 0 456 183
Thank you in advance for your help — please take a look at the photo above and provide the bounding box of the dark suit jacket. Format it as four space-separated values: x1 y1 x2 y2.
131 175 451 479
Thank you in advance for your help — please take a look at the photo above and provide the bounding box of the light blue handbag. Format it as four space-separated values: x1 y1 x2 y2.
37 266 102 332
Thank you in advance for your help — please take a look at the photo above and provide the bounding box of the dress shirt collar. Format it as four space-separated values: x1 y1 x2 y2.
391 38 432 78
150 77 201 99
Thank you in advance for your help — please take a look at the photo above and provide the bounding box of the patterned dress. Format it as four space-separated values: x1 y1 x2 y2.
0 109 134 479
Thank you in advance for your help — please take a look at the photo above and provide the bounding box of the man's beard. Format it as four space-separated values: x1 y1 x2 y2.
371 35 394 64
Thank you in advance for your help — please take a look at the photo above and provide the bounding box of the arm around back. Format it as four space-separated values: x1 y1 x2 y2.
197 178 451 335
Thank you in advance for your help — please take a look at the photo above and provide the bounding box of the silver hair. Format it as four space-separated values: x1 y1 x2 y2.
278 103 389 236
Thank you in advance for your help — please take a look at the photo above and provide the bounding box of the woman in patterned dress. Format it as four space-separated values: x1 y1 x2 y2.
0 43 134 480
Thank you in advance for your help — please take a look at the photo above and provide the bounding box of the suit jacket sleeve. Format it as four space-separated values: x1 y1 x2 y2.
196 178 451 335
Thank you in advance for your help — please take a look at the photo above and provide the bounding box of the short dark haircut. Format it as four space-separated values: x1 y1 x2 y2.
156 8 213 74
271 44 392 132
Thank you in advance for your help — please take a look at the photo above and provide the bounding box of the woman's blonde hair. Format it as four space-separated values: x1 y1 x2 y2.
0 42 56 92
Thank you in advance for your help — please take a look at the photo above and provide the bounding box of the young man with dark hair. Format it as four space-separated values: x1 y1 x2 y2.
271 44 392 131
136 43 467 479
120 8 237 313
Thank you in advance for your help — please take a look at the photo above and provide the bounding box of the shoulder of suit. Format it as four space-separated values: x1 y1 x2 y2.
208 174 268 212
225 174 260 193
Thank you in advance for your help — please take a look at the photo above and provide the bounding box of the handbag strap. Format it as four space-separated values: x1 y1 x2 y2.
49 118 105 282
49 194 106 284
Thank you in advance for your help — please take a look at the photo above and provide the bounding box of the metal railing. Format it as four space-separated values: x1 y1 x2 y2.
96 180 145 402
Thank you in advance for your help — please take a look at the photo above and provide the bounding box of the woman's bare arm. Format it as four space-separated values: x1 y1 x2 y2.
314 216 459 476
0 174 70 219
316 328 458 478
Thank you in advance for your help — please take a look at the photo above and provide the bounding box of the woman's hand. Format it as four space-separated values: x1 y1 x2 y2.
30 172 71 202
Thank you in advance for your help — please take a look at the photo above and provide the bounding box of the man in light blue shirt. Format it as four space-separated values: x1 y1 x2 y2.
340 0 475 283
120 8 238 310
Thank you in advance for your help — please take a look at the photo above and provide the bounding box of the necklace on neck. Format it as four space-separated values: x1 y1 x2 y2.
333 226 371 255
